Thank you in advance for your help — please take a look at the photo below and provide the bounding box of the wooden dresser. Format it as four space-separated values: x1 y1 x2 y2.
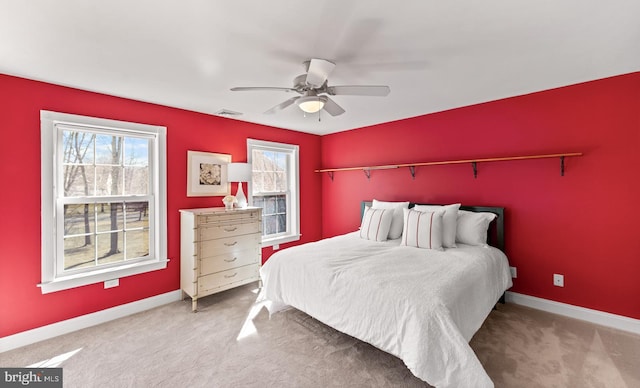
180 207 262 312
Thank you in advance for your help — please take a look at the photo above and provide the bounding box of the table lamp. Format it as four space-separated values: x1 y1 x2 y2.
226 162 252 208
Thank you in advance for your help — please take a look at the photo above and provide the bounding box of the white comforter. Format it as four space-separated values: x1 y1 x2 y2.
258 232 512 388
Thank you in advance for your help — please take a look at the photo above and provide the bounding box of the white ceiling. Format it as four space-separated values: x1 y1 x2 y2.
1 1 638 135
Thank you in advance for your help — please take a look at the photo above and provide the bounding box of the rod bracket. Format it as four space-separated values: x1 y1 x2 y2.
560 156 565 176
409 166 416 179
363 169 371 180
472 162 478 179
327 171 334 181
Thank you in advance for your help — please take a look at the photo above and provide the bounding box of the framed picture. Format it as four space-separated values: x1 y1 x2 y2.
187 151 231 197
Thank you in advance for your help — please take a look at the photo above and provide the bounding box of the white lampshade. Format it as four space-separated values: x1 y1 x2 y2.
226 163 252 182
226 163 252 209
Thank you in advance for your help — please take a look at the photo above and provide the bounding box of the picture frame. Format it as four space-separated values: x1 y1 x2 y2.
187 151 231 197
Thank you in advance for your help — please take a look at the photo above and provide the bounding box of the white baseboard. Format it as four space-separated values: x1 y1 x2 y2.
1 290 182 353
506 291 640 335
4 290 638 353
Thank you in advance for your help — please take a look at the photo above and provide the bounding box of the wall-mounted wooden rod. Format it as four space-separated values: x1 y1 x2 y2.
315 152 583 179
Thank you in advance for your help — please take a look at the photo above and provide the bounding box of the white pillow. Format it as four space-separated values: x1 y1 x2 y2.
372 199 410 239
413 203 461 248
456 210 497 246
360 206 394 242
401 208 444 250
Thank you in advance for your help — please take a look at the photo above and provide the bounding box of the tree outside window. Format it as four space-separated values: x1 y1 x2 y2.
247 139 300 246
40 111 167 293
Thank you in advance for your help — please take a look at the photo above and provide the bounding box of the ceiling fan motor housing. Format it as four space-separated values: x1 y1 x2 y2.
293 74 326 93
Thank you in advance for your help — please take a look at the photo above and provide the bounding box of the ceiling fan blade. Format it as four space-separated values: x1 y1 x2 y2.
327 85 390 97
305 58 336 88
322 97 346 116
264 96 299 114
231 86 296 92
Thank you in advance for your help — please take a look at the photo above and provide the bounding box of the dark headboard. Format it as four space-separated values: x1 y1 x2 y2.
361 201 505 251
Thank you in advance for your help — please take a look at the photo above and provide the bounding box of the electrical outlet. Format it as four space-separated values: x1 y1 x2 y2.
510 266 517 278
104 279 119 289
553 274 564 287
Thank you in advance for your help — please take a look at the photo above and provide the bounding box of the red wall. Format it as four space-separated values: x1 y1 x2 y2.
320 72 640 320
1 71 637 338
0 74 322 338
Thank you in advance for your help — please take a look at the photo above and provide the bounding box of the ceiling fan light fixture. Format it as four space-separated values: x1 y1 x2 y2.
297 95 327 113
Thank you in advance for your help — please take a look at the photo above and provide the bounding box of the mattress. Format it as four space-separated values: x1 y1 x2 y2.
258 231 512 387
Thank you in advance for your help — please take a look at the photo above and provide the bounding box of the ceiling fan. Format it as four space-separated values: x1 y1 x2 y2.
230 58 390 116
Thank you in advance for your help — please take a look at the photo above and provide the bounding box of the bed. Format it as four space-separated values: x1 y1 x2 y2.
258 201 512 387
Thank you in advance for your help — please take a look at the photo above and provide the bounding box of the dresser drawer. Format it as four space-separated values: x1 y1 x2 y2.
198 210 260 225
199 222 260 241
200 249 259 275
198 264 259 294
199 233 261 258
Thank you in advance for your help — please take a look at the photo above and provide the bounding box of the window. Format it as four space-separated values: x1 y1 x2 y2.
40 111 167 293
247 139 300 247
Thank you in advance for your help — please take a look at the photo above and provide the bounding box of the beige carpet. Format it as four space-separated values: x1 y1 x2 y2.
2 283 639 387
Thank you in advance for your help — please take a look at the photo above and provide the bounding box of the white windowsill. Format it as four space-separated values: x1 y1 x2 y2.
39 259 169 294
261 234 301 248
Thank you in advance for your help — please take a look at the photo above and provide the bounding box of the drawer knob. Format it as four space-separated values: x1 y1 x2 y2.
224 227 238 232
224 241 238 246
224 257 238 262
225 272 238 278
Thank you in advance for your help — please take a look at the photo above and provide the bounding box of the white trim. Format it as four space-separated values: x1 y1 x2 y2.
0 290 182 353
40 110 168 293
247 138 300 248
6 290 637 353
506 291 640 335
262 233 302 247
38 259 169 294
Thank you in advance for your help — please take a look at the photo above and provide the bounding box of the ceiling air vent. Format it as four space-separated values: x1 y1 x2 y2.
214 109 243 117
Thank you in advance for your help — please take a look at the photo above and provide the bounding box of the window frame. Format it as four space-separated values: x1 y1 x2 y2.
247 139 300 247
40 111 168 294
